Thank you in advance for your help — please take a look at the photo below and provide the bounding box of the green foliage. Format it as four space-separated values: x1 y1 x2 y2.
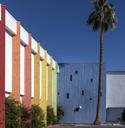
87 0 117 32
5 96 22 128
57 106 64 121
47 106 57 125
5 97 45 128
32 105 45 128
122 109 125 122
21 105 32 128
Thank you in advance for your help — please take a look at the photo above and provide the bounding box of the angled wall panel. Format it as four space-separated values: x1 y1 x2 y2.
22 34 32 127
0 5 1 20
40 52 47 124
5 10 17 35
52 69 57 115
5 32 12 93
20 44 25 96
22 34 31 107
31 53 35 97
46 53 51 65
0 5 6 128
40 60 42 99
52 59 56 70
32 44 40 105
12 22 20 101
20 25 29 46
31 37 38 54
46 65 49 101
40 46 45 60
47 63 52 106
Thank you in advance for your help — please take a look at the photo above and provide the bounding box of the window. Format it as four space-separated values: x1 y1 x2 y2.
90 78 93 83
89 98 92 101
67 93 69 99
82 90 84 96
70 75 72 81
58 92 60 95
75 70 78 74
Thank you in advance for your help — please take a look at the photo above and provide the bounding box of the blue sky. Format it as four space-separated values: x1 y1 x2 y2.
1 0 125 71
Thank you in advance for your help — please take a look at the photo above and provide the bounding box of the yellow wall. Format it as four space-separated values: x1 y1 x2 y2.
32 44 40 105
40 51 47 124
47 63 52 106
52 66 57 115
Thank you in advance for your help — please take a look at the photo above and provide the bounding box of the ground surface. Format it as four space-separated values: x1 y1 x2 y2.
48 124 125 128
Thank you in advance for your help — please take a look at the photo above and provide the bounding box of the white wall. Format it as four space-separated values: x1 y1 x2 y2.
5 32 12 93
57 64 59 73
31 54 35 97
31 37 38 54
5 10 17 35
20 25 29 46
39 61 42 99
47 53 51 65
20 44 25 95
106 73 125 108
52 59 56 70
5 93 10 98
40 46 45 60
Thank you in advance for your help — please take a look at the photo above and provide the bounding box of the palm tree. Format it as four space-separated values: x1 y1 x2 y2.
87 0 117 125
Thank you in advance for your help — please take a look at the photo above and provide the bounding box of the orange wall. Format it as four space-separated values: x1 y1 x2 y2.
11 22 20 102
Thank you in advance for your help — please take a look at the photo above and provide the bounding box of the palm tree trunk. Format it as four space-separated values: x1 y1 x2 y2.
94 22 104 125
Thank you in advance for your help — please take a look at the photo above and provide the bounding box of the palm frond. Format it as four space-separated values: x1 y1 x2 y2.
93 20 100 31
103 22 109 32
87 0 117 32
87 11 97 25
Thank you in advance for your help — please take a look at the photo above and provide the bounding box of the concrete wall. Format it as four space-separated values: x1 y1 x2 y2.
58 63 106 123
106 72 125 122
106 72 125 108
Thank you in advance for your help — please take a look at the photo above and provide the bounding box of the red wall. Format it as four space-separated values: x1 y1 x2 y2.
22 34 32 128
0 5 6 128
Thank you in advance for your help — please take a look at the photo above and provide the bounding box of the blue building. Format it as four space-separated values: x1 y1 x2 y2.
57 63 106 123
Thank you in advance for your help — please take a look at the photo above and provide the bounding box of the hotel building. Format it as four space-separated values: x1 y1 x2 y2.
0 4 59 128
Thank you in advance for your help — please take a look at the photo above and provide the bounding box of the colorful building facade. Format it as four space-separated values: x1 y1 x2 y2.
0 4 59 128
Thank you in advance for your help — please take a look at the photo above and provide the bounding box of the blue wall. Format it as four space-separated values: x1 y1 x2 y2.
57 63 106 123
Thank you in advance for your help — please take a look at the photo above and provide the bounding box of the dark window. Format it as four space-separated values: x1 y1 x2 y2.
89 98 92 101
67 93 69 99
90 78 93 83
70 75 72 81
82 90 84 96
75 70 78 74
58 92 60 95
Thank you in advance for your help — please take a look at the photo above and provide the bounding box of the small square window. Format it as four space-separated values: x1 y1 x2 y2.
75 70 78 74
67 93 69 99
82 90 84 96
58 92 60 95
91 78 93 83
70 75 72 81
89 98 92 101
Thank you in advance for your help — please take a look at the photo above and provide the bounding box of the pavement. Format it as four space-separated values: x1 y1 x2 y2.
47 124 125 128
